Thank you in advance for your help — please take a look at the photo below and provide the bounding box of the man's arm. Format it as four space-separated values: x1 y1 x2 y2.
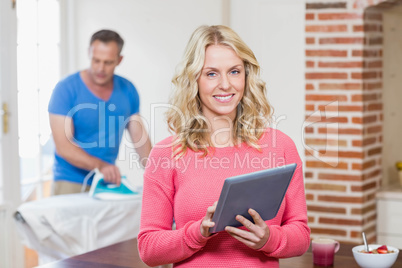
49 113 122 184
127 114 152 168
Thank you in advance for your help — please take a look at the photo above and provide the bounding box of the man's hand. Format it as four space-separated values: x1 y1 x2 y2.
225 208 270 250
200 201 218 237
99 163 121 185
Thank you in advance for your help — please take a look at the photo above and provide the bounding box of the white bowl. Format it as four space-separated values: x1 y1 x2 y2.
352 244 399 268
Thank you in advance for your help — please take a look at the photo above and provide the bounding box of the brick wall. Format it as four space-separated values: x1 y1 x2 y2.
304 0 392 243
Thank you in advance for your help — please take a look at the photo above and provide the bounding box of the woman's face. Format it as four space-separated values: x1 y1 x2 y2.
197 45 245 122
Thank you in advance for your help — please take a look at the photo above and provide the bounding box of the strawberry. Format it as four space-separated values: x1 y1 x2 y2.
377 245 388 254
377 248 388 254
377 245 388 250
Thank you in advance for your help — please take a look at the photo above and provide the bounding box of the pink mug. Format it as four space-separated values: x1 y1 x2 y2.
312 238 340 266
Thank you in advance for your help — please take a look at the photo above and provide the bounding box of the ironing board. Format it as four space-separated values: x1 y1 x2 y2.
14 193 142 265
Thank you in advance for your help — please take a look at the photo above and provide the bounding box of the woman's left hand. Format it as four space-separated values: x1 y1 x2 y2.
225 208 270 250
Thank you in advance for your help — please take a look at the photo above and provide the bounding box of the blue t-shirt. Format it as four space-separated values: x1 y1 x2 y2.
48 72 140 184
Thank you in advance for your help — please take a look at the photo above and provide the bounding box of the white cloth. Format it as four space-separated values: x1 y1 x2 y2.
15 193 142 264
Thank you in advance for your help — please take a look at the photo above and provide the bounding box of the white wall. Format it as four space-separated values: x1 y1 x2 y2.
63 0 225 184
231 0 305 158
62 0 305 184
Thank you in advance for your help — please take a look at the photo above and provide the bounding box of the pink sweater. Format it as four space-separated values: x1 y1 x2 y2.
138 128 310 267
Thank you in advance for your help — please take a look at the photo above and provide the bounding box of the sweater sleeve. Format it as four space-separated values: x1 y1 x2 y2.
258 134 311 258
137 146 213 267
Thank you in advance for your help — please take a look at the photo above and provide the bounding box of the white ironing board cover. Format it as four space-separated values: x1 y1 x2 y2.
15 193 142 262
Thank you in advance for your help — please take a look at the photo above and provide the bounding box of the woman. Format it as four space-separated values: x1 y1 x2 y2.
138 25 310 267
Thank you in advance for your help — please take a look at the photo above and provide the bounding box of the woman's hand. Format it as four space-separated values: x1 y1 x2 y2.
200 201 217 237
225 208 270 250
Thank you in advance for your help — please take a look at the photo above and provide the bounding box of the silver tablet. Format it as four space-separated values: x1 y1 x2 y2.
209 163 297 233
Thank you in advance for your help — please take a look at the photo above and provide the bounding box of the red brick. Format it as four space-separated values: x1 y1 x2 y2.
310 227 347 236
318 61 363 68
352 163 362 170
353 24 380 32
363 82 382 90
367 103 382 111
318 127 362 135
319 150 364 159
316 104 339 112
317 104 353 112
351 72 378 79
306 61 315 68
352 115 377 124
367 147 381 156
338 151 364 158
338 105 363 112
306 37 315 44
305 126 314 134
306 13 315 20
362 115 378 124
351 181 377 192
352 117 362 124
306 104 315 111
319 37 364 45
352 160 376 171
306 84 315 91
318 13 362 20
305 172 313 178
305 138 347 147
306 94 347 102
308 216 315 223
352 49 381 57
351 204 376 215
306 161 348 169
306 193 314 201
319 218 362 226
318 173 362 181
367 125 381 134
363 160 376 169
363 93 379 101
363 169 381 180
363 115 379 124
306 3 347 9
319 83 362 90
306 50 347 57
364 13 382 21
306 25 347 32
351 227 376 241
305 149 314 157
352 140 362 147
307 205 346 214
305 116 348 123
362 137 376 146
368 37 383 45
351 93 378 102
366 61 382 68
365 193 377 203
305 183 347 192
365 214 377 224
318 195 363 203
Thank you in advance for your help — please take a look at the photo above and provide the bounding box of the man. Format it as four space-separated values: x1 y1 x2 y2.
48 29 152 195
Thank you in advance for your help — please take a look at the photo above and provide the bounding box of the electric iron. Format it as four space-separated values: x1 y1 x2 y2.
88 169 140 200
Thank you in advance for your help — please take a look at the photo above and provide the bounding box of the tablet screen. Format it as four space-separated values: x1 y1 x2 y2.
209 163 297 233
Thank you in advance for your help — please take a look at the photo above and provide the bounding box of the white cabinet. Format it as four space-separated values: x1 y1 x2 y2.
376 188 402 248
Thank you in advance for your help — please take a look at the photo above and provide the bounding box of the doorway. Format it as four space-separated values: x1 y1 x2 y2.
17 0 60 201
382 5 402 187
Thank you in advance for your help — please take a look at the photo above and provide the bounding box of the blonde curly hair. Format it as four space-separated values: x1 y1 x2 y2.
166 25 273 158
